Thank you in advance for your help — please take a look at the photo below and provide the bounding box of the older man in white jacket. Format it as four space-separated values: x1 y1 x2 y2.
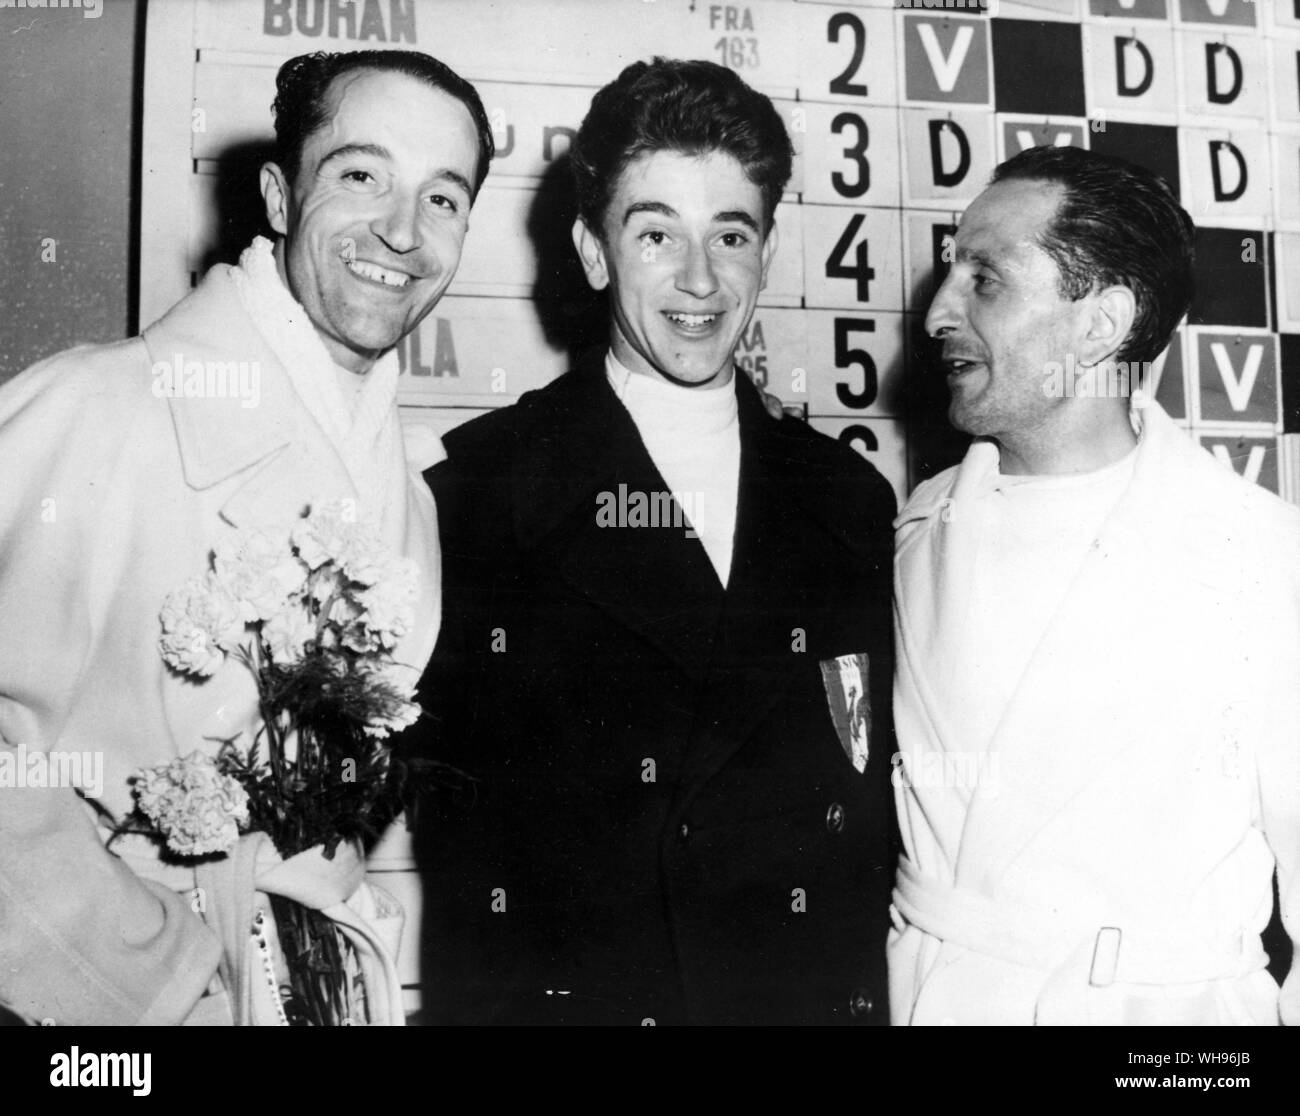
0 50 493 1025
890 145 1300 1026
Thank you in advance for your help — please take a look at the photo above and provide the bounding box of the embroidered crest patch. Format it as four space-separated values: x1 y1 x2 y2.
819 652 871 773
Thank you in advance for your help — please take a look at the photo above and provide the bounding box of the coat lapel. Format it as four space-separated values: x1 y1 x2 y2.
953 403 1240 888
674 377 860 808
143 261 439 673
511 354 726 682
892 437 1000 765
142 265 357 529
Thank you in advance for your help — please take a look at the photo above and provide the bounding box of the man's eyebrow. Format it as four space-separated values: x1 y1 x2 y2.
621 202 761 234
714 209 761 234
317 142 391 171
435 169 476 199
955 246 997 269
316 143 474 197
622 201 677 226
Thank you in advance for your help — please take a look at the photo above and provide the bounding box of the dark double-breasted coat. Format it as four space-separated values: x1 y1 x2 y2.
415 351 897 1025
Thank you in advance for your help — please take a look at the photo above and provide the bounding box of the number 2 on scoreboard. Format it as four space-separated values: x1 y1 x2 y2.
828 12 867 97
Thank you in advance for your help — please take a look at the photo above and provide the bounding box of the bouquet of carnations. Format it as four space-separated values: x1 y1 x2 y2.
130 499 432 1025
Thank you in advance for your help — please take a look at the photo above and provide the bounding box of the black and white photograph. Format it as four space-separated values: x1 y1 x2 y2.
1 0 1297 1097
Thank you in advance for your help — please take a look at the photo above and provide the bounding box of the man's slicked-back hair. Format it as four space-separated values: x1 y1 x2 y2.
570 57 793 235
271 49 495 199
990 145 1195 366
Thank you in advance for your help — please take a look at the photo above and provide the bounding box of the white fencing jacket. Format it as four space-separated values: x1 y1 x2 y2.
890 397 1300 1025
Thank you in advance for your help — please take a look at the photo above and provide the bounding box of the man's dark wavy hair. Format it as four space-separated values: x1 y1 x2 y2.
570 57 793 235
990 145 1195 366
270 50 495 200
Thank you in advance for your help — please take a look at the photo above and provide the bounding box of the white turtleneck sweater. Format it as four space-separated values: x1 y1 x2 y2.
962 443 1139 751
606 353 741 587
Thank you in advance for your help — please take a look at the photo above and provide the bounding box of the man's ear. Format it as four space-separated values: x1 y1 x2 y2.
759 221 780 292
260 162 292 238
572 216 610 291
1079 285 1136 367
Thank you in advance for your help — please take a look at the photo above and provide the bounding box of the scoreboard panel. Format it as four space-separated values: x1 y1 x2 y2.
144 0 1300 507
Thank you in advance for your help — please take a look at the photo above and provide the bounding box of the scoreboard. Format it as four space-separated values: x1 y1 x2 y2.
141 0 1300 1010
143 0 1300 508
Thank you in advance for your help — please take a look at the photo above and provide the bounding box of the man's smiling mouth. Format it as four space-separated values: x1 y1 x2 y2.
944 358 984 376
664 311 720 330
345 258 412 289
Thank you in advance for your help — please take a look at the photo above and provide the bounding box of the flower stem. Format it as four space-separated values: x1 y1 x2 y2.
269 893 354 1026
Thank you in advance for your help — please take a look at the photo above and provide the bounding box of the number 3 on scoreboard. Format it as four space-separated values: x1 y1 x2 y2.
834 318 877 409
831 112 869 199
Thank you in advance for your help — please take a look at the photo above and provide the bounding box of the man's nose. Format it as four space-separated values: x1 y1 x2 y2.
676 241 719 298
371 192 422 255
924 271 962 338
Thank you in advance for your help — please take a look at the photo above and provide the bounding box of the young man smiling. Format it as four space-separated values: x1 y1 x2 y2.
421 58 898 1026
0 50 493 1025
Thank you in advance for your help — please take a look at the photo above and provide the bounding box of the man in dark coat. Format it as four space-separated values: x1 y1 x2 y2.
417 58 897 1025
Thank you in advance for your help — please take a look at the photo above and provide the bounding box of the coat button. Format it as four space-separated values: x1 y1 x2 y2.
849 989 874 1019
825 802 846 834
678 822 691 840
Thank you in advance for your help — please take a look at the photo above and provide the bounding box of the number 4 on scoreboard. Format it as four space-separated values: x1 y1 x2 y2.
825 214 875 302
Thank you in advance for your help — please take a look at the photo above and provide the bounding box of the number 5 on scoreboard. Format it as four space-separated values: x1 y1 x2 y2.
834 318 877 409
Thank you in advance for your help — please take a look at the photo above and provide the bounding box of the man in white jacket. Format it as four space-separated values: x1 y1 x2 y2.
0 50 493 1025
890 144 1300 1026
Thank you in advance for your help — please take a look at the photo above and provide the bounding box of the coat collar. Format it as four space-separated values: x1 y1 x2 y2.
507 351 865 806
512 351 875 558
142 264 354 527
895 399 1251 885
511 350 726 681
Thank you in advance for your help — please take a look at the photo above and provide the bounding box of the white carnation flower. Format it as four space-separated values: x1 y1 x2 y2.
213 529 304 623
133 750 249 857
261 598 317 664
291 499 382 575
355 558 418 650
361 662 422 739
340 534 388 587
159 574 244 677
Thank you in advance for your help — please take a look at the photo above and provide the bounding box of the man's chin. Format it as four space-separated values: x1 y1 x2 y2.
333 321 409 361
659 359 733 388
947 404 981 435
